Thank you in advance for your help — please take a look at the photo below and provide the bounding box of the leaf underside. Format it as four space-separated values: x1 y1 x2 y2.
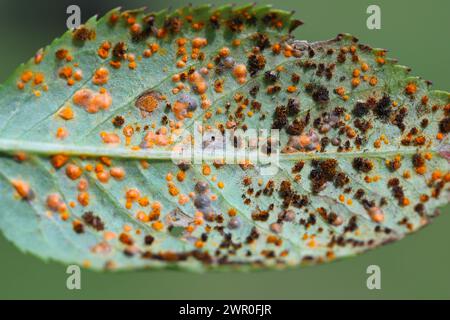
0 4 448 271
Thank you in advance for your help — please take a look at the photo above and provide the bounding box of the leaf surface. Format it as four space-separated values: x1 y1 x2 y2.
0 4 448 271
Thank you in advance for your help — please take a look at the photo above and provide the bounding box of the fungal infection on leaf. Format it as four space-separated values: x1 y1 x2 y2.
0 4 448 271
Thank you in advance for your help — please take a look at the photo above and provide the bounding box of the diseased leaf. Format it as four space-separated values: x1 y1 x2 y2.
0 4 448 271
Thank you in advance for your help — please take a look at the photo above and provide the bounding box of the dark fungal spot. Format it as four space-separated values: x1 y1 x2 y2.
244 14 258 27
333 106 344 117
249 85 259 97
266 84 281 94
251 100 261 112
352 158 373 173
278 209 296 222
177 161 190 172
286 118 305 135
337 51 346 63
344 216 358 233
264 70 279 83
433 180 445 199
251 208 269 222
387 158 401 172
353 102 369 118
247 52 266 77
311 85 330 104
325 64 336 80
287 98 300 116
334 172 349 188
123 247 136 257
321 137 330 151
304 83 314 93
291 73 300 84
414 203 425 216
144 235 155 246
412 153 425 168
374 95 392 120
73 26 96 42
309 159 338 193
315 63 326 77
215 215 224 225
354 189 365 200
112 42 127 60
272 106 288 129
292 161 305 173
253 32 271 50
409 127 419 136
261 11 279 27
278 180 292 198
55 49 68 60
246 227 260 244
327 212 343 226
227 15 244 32
112 116 125 128
439 117 450 133
387 178 406 206
263 180 275 196
164 16 183 34
73 221 84 234
354 118 372 133
132 15 156 42
307 214 317 226
392 107 408 132
82 211 105 231
161 115 169 126
365 96 377 108
209 15 220 29
290 194 309 209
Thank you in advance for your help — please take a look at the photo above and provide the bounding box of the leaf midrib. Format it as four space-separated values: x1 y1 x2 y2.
0 138 440 161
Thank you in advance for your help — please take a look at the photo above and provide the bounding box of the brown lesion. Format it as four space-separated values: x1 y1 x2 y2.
135 89 163 117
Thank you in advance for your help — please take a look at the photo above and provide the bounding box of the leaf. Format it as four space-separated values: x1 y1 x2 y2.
0 4 448 271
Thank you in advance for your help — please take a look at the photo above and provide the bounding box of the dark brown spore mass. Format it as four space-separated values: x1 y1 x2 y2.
352 157 373 173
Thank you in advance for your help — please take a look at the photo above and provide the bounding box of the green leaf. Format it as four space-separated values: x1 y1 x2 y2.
0 4 448 271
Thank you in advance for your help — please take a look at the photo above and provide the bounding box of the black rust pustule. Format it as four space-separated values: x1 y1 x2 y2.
309 159 338 193
311 85 330 104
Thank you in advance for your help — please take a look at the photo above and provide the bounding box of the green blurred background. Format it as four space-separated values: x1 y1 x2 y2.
0 0 449 299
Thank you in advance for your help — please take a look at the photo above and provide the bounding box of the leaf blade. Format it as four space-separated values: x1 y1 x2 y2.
0 5 448 271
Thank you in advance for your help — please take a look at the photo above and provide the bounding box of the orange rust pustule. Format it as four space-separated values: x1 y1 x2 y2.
73 88 112 113
11 180 34 200
135 90 162 114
